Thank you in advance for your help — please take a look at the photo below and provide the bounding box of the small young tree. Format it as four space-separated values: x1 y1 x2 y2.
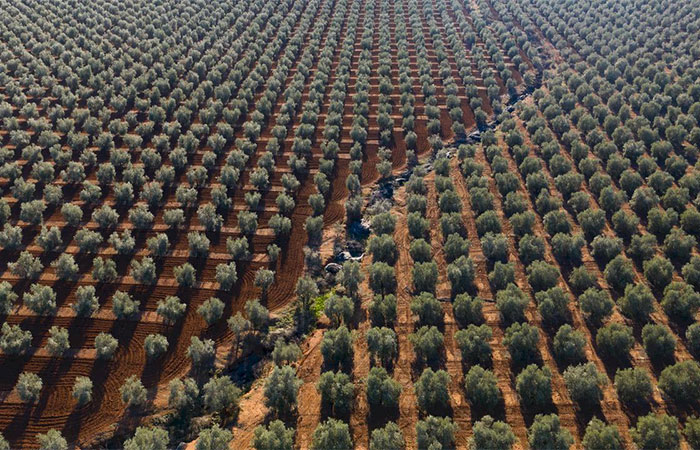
16 372 42 402
168 377 200 413
147 233 170 257
9 251 43 279
174 262 197 287
92 257 117 282
52 253 79 280
72 376 93 405
0 323 31 355
228 313 251 356
130 257 156 285
214 262 238 291
73 285 99 317
0 282 17 314
245 298 270 332
254 268 275 299
188 232 210 257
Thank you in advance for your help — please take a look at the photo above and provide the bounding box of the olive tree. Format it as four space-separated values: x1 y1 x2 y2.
321 326 354 370
631 413 680 450
124 427 169 450
317 370 354 417
369 422 404 450
464 365 500 412
469 415 516 450
311 419 352 450
187 336 216 369
72 376 93 405
144 334 169 359
196 424 233 450
120 375 147 409
198 297 225 326
95 332 118 359
37 429 67 450
417 416 457 450
203 375 240 415
614 367 652 406
582 418 622 450
415 368 451 414
516 364 552 410
264 365 302 417
16 372 42 402
253 420 294 450
528 414 574 450
563 362 607 407
659 361 700 404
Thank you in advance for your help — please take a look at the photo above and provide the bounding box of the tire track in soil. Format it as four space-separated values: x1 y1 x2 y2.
424 171 472 448
392 193 419 450
451 159 529 450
